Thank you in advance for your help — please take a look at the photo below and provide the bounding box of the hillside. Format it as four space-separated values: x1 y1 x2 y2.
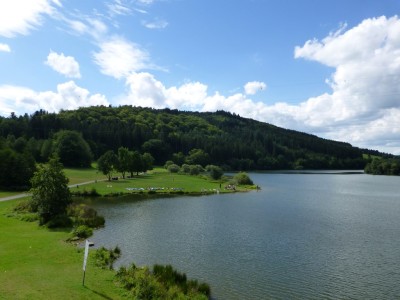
0 106 372 170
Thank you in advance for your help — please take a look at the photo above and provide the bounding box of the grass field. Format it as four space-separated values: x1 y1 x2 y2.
0 199 128 299
69 168 252 196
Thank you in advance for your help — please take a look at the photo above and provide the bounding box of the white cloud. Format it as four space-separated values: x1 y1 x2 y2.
0 81 109 116
107 0 132 16
117 15 400 155
93 36 150 79
244 81 266 95
290 15 400 153
142 19 169 29
0 0 60 38
45 51 81 78
137 0 154 4
0 43 11 52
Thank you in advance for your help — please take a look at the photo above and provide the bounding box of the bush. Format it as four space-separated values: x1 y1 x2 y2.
181 164 191 174
167 164 180 173
190 165 203 175
164 160 175 169
67 203 105 228
233 172 254 185
72 225 93 238
46 214 73 228
94 246 121 269
205 165 223 180
19 213 39 222
116 263 211 299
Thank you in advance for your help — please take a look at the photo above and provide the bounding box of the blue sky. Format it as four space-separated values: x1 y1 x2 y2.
1 0 400 154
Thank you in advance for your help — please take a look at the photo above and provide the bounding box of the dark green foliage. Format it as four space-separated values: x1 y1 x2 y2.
167 164 180 173
67 203 105 227
30 157 71 225
206 165 223 180
116 263 210 299
233 172 254 185
72 225 93 238
53 130 92 167
97 150 118 181
0 147 36 190
94 246 121 269
71 187 100 197
0 106 377 171
46 214 73 228
116 147 130 179
365 157 400 175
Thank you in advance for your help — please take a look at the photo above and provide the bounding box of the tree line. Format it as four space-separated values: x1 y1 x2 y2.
364 157 400 175
0 105 384 189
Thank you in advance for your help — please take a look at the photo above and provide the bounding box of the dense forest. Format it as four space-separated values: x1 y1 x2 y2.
0 105 392 189
364 157 400 175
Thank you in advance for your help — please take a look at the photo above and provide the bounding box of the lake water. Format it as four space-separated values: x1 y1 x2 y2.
89 172 400 299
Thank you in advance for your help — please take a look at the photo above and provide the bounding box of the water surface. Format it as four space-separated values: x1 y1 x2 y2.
89 173 400 299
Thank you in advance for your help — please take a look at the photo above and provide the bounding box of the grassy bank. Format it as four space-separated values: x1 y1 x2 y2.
0 199 128 299
67 167 255 196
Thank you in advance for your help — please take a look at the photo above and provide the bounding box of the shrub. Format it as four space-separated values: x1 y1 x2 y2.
164 160 175 169
181 164 191 174
94 246 121 269
67 203 105 228
46 214 73 228
167 164 180 173
19 213 39 222
189 165 203 175
72 225 93 238
233 172 254 185
116 263 210 299
205 165 223 180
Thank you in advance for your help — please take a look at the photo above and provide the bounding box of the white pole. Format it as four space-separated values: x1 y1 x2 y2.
82 240 89 286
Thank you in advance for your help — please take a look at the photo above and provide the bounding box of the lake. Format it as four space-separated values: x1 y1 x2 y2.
89 172 400 299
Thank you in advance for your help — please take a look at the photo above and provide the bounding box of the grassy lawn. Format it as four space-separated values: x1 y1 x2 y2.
0 200 128 299
63 164 102 185
69 168 252 196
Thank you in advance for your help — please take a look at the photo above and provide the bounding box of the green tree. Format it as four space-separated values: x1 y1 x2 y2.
0 147 36 190
116 147 130 179
141 152 154 172
127 150 142 177
53 130 92 167
98 150 118 181
205 165 223 180
233 172 253 185
186 148 210 166
30 157 71 225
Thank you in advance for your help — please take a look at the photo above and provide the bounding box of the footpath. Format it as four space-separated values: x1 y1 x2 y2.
0 180 101 202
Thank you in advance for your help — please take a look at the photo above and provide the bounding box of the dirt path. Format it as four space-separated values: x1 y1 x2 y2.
0 180 103 202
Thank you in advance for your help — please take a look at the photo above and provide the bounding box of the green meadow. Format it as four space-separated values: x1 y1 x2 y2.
0 199 128 299
67 167 253 196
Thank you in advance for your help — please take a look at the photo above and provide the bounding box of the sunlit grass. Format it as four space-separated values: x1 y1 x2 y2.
0 199 128 299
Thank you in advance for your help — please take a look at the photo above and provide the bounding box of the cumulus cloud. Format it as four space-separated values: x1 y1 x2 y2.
93 36 150 79
0 43 11 52
45 51 81 78
0 81 109 116
290 16 400 153
117 16 400 154
244 81 267 95
0 0 60 38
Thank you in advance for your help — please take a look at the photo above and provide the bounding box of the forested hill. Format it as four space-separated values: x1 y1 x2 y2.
1 106 373 170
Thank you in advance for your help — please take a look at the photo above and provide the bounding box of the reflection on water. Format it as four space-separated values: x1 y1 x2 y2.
89 173 400 299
